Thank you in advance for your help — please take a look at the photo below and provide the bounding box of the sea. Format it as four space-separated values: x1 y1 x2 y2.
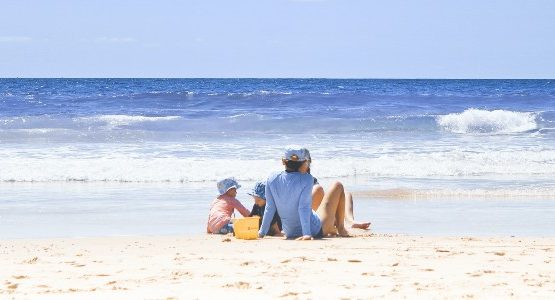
1 79 555 238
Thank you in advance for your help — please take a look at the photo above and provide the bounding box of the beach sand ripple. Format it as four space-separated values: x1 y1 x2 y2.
1 234 554 299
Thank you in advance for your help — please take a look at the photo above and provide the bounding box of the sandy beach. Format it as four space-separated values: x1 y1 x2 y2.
1 233 554 299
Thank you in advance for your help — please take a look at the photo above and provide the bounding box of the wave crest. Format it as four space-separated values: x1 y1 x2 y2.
437 109 537 134
77 115 181 127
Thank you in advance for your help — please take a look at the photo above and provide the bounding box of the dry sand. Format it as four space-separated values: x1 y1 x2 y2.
1 233 554 299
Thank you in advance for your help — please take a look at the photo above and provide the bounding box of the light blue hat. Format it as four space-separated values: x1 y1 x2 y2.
217 177 241 195
248 181 266 200
283 147 308 161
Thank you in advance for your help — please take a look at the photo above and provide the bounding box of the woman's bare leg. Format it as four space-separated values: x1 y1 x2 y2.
344 192 371 230
344 192 355 224
316 181 349 237
311 184 324 211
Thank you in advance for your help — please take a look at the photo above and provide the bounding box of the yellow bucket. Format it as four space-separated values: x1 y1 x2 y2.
233 216 260 240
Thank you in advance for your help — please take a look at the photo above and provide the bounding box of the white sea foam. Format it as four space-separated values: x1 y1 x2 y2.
2 148 555 185
437 109 538 134
354 188 555 199
77 115 181 127
223 113 265 120
14 128 64 134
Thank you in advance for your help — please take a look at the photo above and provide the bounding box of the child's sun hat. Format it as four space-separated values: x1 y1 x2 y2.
217 177 241 195
248 181 266 200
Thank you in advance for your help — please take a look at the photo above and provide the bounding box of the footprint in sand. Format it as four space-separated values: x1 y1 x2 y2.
12 275 28 280
223 281 250 289
492 282 508 287
23 257 38 264
170 271 191 278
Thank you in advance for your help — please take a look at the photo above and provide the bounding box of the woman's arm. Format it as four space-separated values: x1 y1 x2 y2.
298 176 314 237
259 183 276 237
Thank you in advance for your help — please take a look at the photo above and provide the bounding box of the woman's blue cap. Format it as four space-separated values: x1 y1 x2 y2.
248 181 266 200
283 147 308 161
217 177 241 195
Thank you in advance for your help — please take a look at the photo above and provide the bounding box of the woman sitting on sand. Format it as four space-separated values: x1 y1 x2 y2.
301 148 371 231
259 147 350 240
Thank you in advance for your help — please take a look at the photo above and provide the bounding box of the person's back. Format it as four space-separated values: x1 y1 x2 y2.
262 170 321 238
248 181 282 236
259 147 353 239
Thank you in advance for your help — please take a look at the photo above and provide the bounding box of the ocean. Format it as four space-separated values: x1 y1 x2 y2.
1 79 555 238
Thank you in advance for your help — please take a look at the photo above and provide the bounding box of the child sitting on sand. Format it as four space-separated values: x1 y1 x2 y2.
248 181 283 237
207 178 250 234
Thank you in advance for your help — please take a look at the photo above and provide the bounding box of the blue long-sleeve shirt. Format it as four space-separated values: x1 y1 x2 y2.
259 171 322 238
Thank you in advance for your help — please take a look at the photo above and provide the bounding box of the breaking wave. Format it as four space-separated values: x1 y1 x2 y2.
437 109 538 134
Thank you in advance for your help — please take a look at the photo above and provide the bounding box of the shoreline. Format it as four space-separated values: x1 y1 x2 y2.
1 234 554 299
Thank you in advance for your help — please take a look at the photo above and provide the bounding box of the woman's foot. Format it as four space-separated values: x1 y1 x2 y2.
351 221 371 230
337 226 351 237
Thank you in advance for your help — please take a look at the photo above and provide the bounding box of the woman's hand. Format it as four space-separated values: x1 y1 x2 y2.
295 235 313 241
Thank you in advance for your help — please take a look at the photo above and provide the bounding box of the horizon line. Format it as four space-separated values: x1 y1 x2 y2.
1 77 554 80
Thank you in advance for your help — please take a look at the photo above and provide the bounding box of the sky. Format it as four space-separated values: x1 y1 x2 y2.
1 0 554 78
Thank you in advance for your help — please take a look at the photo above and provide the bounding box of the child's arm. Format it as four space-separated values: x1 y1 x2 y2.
231 198 250 217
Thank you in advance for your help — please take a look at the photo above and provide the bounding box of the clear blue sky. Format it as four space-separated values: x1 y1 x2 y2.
1 0 554 78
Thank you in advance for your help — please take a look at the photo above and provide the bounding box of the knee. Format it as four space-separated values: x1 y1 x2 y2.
330 181 344 192
313 184 324 196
